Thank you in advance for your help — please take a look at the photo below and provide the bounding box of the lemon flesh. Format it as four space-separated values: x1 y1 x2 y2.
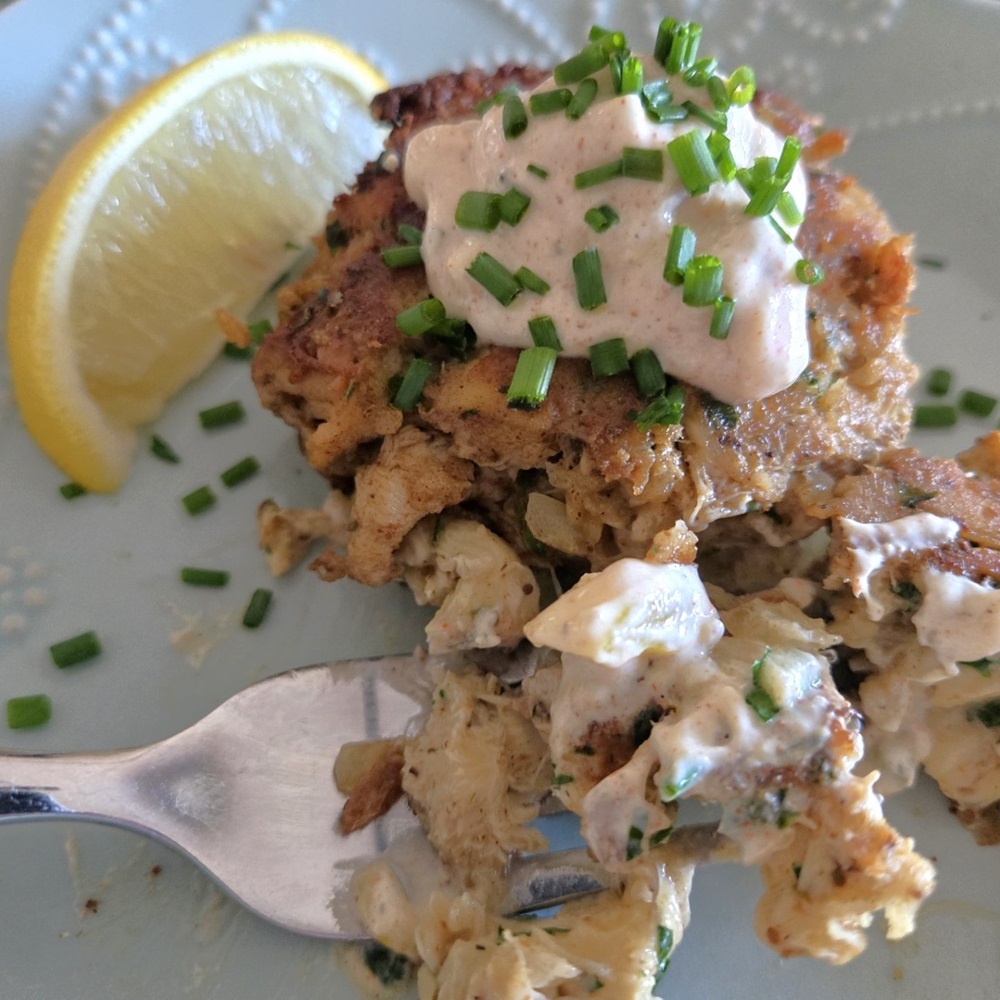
7 33 388 491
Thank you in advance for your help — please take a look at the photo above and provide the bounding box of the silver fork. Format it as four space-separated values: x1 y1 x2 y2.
0 653 727 938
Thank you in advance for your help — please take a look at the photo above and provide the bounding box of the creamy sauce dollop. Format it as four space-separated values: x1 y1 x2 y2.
404 60 810 403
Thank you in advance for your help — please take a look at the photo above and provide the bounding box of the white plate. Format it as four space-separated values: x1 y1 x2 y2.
1 1 999 997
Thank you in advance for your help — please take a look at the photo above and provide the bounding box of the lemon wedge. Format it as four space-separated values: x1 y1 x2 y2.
7 32 388 491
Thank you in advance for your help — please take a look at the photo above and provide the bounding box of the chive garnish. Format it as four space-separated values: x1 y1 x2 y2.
514 266 550 295
589 338 629 378
663 224 696 286
223 342 253 360
466 253 522 305
680 99 727 132
634 383 685 430
770 216 795 244
552 773 575 786
616 55 644 95
913 404 958 428
776 136 802 178
397 223 423 245
50 630 102 669
455 191 501 231
529 88 572 115
631 348 666 398
683 56 719 86
380 244 423 268
626 824 645 861
972 700 1000 729
572 247 607 310
666 22 702 73
182 485 216 516
392 358 432 411
959 389 998 418
59 482 86 500
727 65 756 105
507 346 558 409
565 78 598 119
247 319 273 343
710 296 736 339
242 588 273 629
198 400 245 430
584 204 620 233
746 648 780 722
7 694 52 730
667 131 719 195
498 187 532 226
641 80 685 124
220 456 260 489
574 159 623 189
653 17 678 64
683 255 724 306
795 259 825 285
776 191 804 226
926 367 953 396
528 316 562 351
396 298 446 336
706 75 731 111
180 567 230 588
150 434 180 464
502 95 528 139
553 43 609 86
526 163 549 180
622 147 664 181
707 131 737 181
475 85 518 116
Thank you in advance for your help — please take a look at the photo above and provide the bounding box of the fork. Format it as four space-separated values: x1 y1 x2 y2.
0 653 727 938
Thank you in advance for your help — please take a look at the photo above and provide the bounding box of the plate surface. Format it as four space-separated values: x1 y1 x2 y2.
1 1 999 997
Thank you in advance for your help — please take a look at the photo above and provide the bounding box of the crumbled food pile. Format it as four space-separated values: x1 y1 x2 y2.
238 18 1000 1000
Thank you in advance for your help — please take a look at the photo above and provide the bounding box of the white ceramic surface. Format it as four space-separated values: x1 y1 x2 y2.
1 1 998 997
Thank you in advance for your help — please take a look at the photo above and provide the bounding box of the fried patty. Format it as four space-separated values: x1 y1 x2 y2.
251 68 918 587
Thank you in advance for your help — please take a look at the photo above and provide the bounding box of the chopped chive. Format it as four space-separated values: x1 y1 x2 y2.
913 404 958 429
529 88 572 115
396 298 446 336
397 223 423 245
653 17 678 64
746 648 779 722
710 296 736 340
706 131 737 182
7 694 52 730
502 95 528 139
626 824 645 861
554 43 609 86
727 65 756 105
574 159 623 189
514 266 550 294
182 485 216 516
498 187 532 226
917 255 947 270
631 348 666 398
466 252 522 305
528 315 562 351
634 383 686 430
683 56 719 87
795 259 825 285
683 255 724 306
973 700 1000 728
572 247 607 310
49 630 102 669
198 400 245 430
242 588 273 629
455 191 501 231
220 456 260 489
926 367 953 396
59 482 86 500
776 136 802 178
776 191 804 226
507 346 558 409
617 55 644 94
769 216 795 244
666 22 702 74
247 319 273 343
475 85 517 116
663 224 696 285
552 773 575 786
150 434 181 464
959 389 998 417
680 100 727 131
526 163 549 180
566 78 599 119
223 342 253 360
706 75 731 111
380 244 423 268
392 358 432 411
589 337 629 378
640 80 680 123
180 567 230 587
667 130 719 195
744 174 788 217
594 29 627 55
622 147 664 181
584 204 620 232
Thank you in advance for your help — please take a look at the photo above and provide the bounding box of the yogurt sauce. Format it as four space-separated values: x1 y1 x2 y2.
404 59 810 403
